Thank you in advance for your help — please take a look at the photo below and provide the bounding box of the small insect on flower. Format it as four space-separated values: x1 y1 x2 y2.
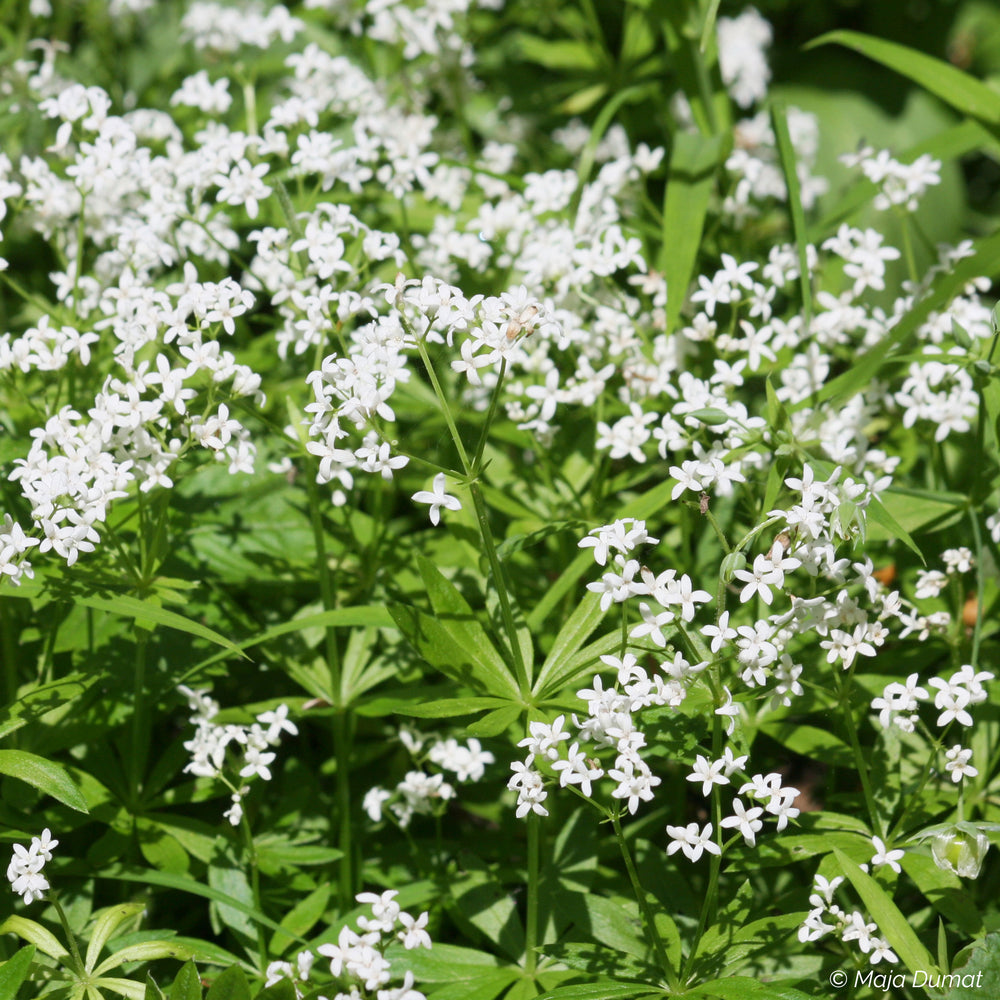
699 492 710 515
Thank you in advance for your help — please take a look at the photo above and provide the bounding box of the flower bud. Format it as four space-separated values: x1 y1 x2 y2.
686 408 730 427
720 551 747 583
931 829 989 879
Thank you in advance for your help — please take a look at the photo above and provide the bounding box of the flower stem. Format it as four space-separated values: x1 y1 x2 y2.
238 808 269 974
835 666 882 838
305 463 353 909
611 811 680 992
525 813 540 976
411 330 529 695
50 893 86 977
127 630 149 808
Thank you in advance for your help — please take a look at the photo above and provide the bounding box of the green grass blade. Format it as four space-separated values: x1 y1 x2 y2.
659 130 725 334
807 30 1000 139
770 100 812 328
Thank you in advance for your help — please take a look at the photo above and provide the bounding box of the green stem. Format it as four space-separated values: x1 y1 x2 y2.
128 631 149 807
238 808 268 973
525 814 540 976
0 599 18 721
968 509 985 671
471 358 508 474
305 465 352 908
469 481 529 694
333 709 355 907
835 666 882 838
410 327 529 694
50 893 86 977
412 333 471 471
612 811 680 992
899 212 919 286
701 504 732 554
684 841 722 984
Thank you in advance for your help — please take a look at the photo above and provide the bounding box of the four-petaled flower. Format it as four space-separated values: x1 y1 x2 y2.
412 474 462 526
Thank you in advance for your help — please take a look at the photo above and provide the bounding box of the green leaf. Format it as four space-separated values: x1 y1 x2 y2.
900 853 983 937
942 932 1000 998
0 944 36 1000
369 696 510 719
85 903 147 973
807 30 1000 138
526 551 592 632
391 942 505 982
833 847 938 973
0 748 89 813
541 942 657 982
758 722 854 767
864 493 924 562
535 983 657 1000
168 939 244 970
770 101 813 327
764 377 790 435
0 672 100 742
0 916 69 961
208 853 256 944
101 867 291 938
144 974 167 1000
693 976 816 1000
252 981 297 1000
169 961 203 1000
269 883 330 956
416 555 520 688
8 580 247 659
388 604 520 700
514 33 600 72
92 976 146 1000
415 970 519 1000
866 487 966 540
533 591 606 699
795 230 1000 412
186 606 394 678
95 941 195 977
466 703 522 738
658 130 725 334
136 818 191 874
451 854 525 962
205 967 251 1000
559 83 606 115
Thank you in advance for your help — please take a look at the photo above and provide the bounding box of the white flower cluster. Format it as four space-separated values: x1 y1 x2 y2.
180 1 303 52
725 109 829 217
364 727 494 828
178 686 298 825
306 0 500 66
7 829 58 905
508 453 939 851
871 664 992 734
840 146 942 214
799 874 899 966
265 889 431 1000
717 7 772 108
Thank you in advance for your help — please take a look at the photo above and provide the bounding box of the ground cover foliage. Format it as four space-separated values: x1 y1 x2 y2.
1 0 1000 997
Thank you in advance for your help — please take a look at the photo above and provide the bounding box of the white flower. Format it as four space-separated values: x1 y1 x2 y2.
412 474 462 526
666 822 720 862
687 754 729 797
363 787 391 822
944 746 978 783
397 910 432 949
870 836 905 874
720 798 765 846
8 830 57 904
